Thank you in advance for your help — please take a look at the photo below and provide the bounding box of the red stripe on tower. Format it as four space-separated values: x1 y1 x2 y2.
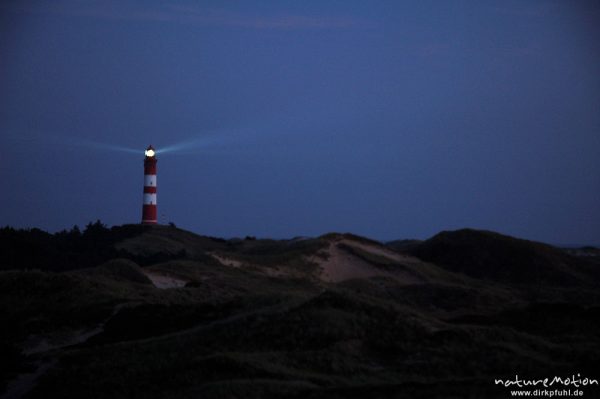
142 145 158 224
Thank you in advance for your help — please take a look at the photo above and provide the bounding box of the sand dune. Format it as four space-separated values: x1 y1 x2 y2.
315 238 425 284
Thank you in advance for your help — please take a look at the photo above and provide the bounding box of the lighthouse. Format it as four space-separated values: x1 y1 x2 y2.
142 145 158 224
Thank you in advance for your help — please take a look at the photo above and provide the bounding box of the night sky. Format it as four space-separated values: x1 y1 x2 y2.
1 1 599 244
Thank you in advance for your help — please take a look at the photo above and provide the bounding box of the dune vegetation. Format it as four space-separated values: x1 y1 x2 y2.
1 223 599 398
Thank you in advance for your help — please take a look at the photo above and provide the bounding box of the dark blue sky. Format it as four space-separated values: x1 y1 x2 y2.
1 1 599 244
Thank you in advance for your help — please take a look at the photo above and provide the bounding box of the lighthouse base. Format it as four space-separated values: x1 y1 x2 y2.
142 204 157 225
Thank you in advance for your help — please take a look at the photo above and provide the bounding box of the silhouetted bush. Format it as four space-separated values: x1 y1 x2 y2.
0 222 151 272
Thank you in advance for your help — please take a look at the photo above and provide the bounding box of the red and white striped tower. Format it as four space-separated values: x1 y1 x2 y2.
141 145 158 225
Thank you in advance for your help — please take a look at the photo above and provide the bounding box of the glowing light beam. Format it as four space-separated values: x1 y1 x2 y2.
71 138 140 154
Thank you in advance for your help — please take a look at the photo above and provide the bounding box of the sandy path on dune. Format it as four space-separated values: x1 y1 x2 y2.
141 270 188 289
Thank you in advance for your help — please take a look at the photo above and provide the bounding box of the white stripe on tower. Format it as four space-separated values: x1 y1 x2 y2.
143 193 157 204
144 175 157 187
